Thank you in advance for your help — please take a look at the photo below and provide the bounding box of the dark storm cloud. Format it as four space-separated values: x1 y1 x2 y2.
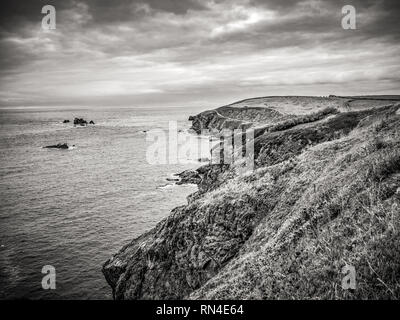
0 0 399 107
0 0 207 29
1 0 399 40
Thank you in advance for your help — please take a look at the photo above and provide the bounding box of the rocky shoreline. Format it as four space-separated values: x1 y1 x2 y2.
103 96 400 300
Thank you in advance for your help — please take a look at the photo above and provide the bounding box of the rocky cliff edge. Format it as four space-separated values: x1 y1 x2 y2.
103 96 400 299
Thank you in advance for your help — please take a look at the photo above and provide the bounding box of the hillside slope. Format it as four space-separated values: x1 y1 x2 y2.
189 96 400 134
103 96 400 300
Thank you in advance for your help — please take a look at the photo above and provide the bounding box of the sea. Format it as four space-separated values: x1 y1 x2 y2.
0 105 208 299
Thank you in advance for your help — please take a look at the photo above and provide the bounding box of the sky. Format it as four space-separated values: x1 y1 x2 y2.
0 0 399 108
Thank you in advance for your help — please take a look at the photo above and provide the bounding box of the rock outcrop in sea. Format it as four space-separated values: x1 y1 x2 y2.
74 118 90 126
63 118 95 125
74 118 87 126
103 96 400 300
44 143 70 149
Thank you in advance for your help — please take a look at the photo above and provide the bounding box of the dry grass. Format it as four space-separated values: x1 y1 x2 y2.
105 101 400 300
189 105 400 300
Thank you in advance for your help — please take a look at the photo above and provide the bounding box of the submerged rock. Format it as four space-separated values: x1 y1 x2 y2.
89 120 95 125
63 120 70 123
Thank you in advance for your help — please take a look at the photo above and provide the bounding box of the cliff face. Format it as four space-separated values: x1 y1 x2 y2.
188 96 399 134
103 96 400 300
188 107 285 134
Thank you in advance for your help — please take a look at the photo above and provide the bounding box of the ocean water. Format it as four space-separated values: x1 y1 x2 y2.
0 105 206 299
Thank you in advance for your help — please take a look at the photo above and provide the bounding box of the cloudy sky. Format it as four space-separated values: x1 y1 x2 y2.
0 0 399 108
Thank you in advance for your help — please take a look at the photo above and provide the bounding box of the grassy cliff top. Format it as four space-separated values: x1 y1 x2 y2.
103 97 400 300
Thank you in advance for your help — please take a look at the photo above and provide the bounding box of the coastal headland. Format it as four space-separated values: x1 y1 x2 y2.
103 95 400 300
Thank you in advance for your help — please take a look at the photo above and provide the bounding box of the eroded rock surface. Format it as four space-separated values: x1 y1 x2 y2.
103 96 400 300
